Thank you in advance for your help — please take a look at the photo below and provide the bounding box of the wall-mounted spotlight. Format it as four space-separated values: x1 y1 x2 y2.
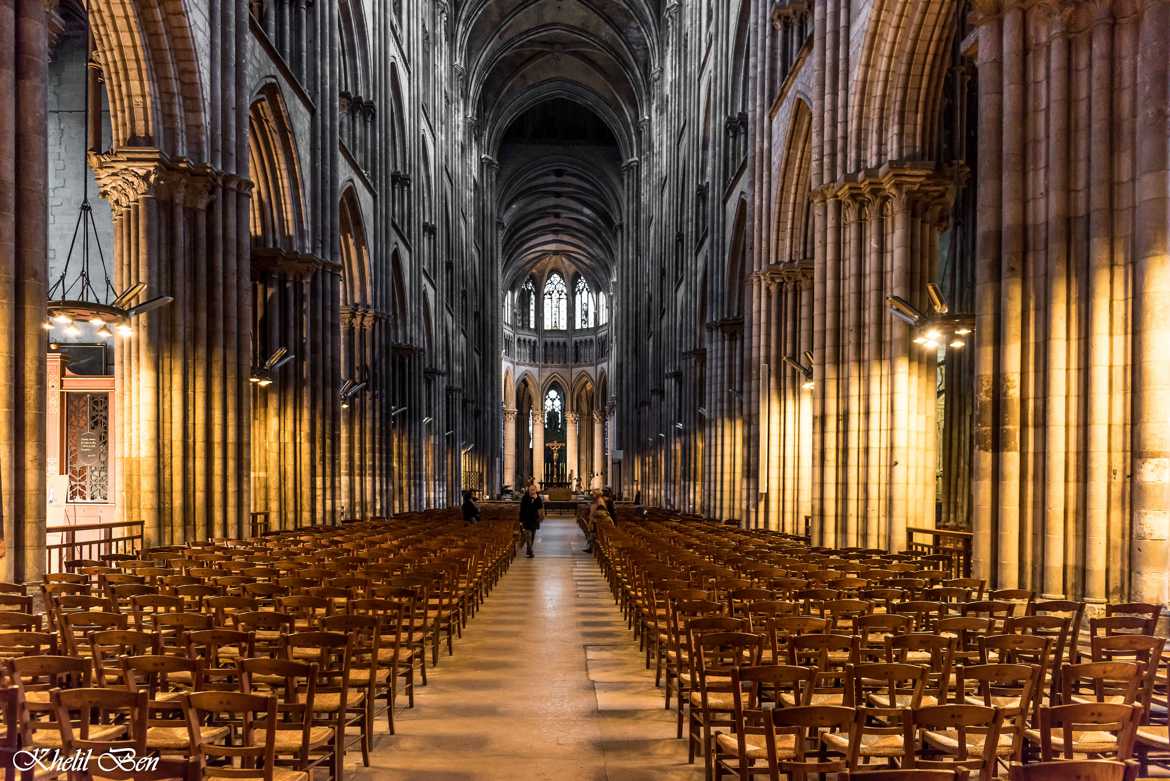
697 407 709 419
422 416 434 426
250 347 294 388
338 379 367 410
657 432 666 439
674 421 685 431
887 282 974 353
444 430 455 438
783 350 815 391
462 442 475 454
390 406 408 419
727 387 743 400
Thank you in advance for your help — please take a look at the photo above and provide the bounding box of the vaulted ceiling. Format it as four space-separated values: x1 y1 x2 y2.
456 0 658 290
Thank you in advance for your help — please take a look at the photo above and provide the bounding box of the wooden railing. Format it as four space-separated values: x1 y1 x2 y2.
46 520 145 574
906 526 973 578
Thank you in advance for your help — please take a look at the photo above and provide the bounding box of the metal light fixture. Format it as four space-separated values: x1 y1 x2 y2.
250 347 294 388
390 406 408 418
784 350 815 391
462 442 475 454
422 416 434 426
338 378 367 410
44 21 172 340
887 282 974 354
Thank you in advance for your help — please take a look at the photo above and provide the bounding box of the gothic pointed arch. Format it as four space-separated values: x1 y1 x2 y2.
248 85 307 253
339 186 371 306
86 0 207 159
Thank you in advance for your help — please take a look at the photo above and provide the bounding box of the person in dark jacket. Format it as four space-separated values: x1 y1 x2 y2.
519 483 544 557
603 487 616 522
461 489 480 524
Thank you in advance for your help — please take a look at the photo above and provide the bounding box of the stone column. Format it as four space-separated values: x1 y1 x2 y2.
566 412 579 489
0 0 48 582
531 404 545 484
593 410 605 486
503 408 517 490
1132 0 1170 605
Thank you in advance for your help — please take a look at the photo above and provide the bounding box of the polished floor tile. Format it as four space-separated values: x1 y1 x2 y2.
349 517 702 781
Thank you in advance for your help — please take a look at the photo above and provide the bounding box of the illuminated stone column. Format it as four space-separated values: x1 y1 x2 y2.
531 403 545 484
565 412 579 489
503 407 517 491
593 410 605 486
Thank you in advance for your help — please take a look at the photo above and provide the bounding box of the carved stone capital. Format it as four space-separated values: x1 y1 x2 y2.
89 149 221 213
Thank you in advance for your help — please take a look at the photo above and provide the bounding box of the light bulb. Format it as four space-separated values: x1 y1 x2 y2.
52 313 72 325
249 376 261 384
341 401 350 409
956 328 971 336
116 324 133 337
912 336 926 345
949 339 966 349
64 324 81 337
923 340 938 350
96 326 112 339
801 380 815 391
89 317 105 327
258 378 272 388
42 321 54 331
926 329 941 340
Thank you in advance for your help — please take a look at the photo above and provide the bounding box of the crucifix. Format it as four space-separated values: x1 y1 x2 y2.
547 441 564 482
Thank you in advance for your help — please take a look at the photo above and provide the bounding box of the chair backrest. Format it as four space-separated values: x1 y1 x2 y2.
52 687 147 755
185 690 278 780
1061 661 1144 706
904 704 1004 781
1008 759 1136 781
1036 702 1140 761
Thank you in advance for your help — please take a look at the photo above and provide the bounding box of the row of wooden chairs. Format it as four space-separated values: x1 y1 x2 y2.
0 514 520 781
592 516 1169 781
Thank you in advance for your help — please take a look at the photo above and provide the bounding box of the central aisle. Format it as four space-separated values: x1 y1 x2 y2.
353 516 702 780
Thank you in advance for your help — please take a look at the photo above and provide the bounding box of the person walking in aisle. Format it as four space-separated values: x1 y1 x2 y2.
519 482 544 557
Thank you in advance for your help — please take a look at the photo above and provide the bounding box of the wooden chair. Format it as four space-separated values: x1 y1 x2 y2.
284 631 358 779
1008 760 1137 781
1061 661 1144 707
850 771 959 781
183 690 285 781
823 662 927 769
240 657 336 780
786 633 859 706
765 705 854 780
908 704 1005 781
1028 702 1140 761
957 663 1037 763
690 631 763 779
47 685 136 746
9 655 91 748
123 653 214 754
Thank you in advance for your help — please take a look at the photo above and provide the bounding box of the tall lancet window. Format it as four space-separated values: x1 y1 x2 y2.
544 386 564 431
522 278 536 328
543 273 567 330
598 290 609 325
576 277 594 328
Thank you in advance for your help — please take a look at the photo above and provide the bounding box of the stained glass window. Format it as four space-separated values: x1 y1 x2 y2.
522 278 536 328
543 273 567 330
544 386 563 431
576 277 594 328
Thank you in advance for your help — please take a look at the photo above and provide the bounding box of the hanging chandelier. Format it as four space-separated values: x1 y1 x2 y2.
44 7 171 341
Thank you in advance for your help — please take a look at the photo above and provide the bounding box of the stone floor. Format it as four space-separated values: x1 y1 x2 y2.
350 516 702 780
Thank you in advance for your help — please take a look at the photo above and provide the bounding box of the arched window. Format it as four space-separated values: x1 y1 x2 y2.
598 291 609 325
544 386 564 431
575 277 594 328
502 290 511 324
522 278 536 328
543 273 567 330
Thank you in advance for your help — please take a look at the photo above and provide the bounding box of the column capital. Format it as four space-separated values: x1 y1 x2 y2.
480 154 499 171
566 412 580 425
90 148 222 213
592 410 605 424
